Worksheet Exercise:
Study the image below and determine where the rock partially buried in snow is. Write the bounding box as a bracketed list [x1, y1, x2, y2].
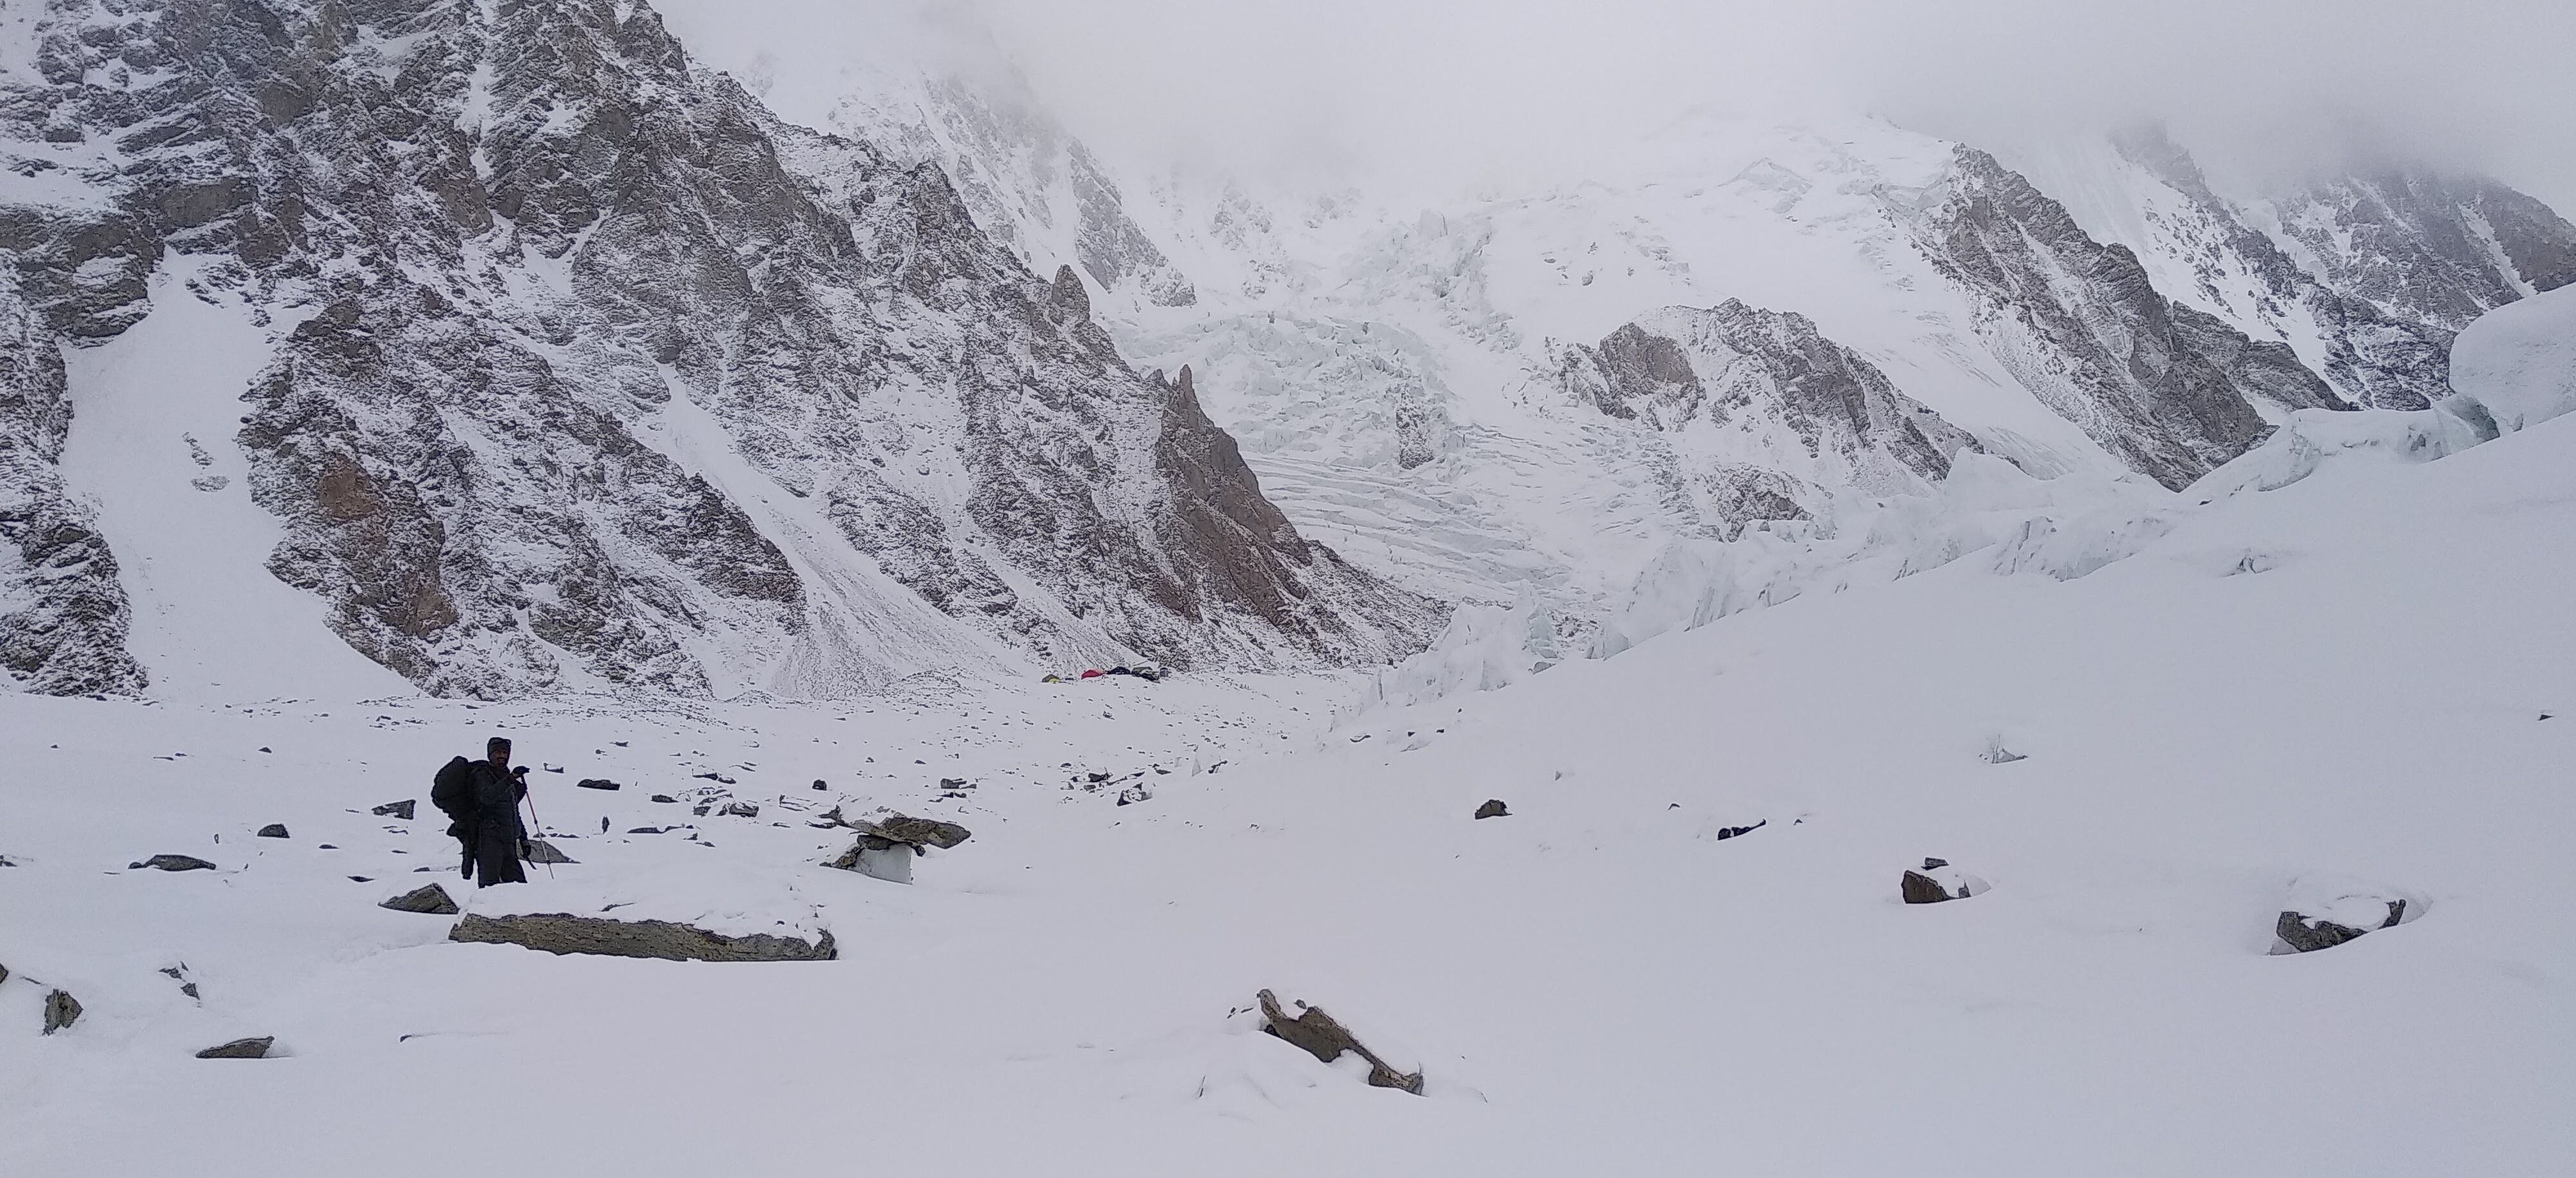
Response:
[43, 989, 81, 1034]
[381, 883, 460, 914]
[131, 855, 217, 872]
[1902, 860, 1991, 903]
[449, 867, 834, 962]
[451, 914, 835, 962]
[2272, 875, 2421, 954]
[575, 778, 620, 791]
[255, 824, 289, 838]
[1474, 799, 1509, 819]
[195, 1036, 274, 1059]
[1254, 989, 1424, 1095]
[371, 799, 416, 820]
[523, 839, 576, 865]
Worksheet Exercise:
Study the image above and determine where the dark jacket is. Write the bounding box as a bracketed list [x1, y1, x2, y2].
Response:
[459, 760, 528, 887]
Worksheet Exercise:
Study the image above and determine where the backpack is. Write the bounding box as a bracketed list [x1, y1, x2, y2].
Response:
[431, 756, 477, 822]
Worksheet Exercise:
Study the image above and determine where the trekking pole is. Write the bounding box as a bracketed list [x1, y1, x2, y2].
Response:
[518, 769, 556, 880]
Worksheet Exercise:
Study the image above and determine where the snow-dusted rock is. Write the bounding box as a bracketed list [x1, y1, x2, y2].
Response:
[130, 855, 215, 872]
[2272, 876, 2421, 954]
[255, 824, 288, 839]
[1901, 861, 1992, 904]
[370, 800, 416, 820]
[523, 840, 576, 866]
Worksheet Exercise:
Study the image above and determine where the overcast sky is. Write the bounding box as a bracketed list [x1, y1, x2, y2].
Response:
[940, 0, 2575, 209]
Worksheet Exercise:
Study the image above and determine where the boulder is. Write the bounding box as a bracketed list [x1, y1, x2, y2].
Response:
[1902, 861, 1990, 904]
[868, 815, 971, 849]
[371, 800, 416, 820]
[1254, 989, 1423, 1094]
[1474, 799, 1508, 819]
[2273, 875, 2418, 953]
[449, 914, 835, 962]
[257, 824, 290, 838]
[43, 989, 81, 1034]
[650, 794, 678, 804]
[523, 840, 576, 865]
[719, 801, 759, 818]
[381, 883, 460, 915]
[812, 778, 827, 791]
[195, 1036, 274, 1059]
[575, 778, 621, 791]
[131, 855, 217, 872]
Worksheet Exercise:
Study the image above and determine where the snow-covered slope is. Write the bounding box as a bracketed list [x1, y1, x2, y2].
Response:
[6, 359, 2571, 1177]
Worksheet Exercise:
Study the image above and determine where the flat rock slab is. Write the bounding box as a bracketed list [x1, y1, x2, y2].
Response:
[864, 815, 971, 849]
[196, 1036, 274, 1059]
[449, 913, 835, 962]
[381, 883, 460, 914]
[576, 778, 620, 791]
[523, 839, 577, 865]
[371, 800, 416, 819]
[131, 855, 217, 872]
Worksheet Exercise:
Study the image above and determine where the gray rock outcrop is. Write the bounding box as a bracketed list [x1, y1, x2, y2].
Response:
[449, 912, 836, 962]
[1901, 148, 2341, 488]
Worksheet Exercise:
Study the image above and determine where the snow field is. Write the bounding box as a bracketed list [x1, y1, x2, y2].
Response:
[6, 403, 2573, 1175]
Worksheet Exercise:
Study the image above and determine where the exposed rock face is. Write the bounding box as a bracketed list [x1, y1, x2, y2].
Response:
[380, 883, 460, 914]
[0, 264, 144, 695]
[195, 1036, 275, 1059]
[1554, 301, 1983, 527]
[0, 0, 1427, 697]
[2272, 172, 2575, 331]
[1254, 988, 1423, 1095]
[1901, 148, 2339, 488]
[449, 911, 837, 962]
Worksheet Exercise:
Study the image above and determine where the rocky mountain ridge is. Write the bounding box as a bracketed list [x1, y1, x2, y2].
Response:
[0, 0, 1430, 699]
